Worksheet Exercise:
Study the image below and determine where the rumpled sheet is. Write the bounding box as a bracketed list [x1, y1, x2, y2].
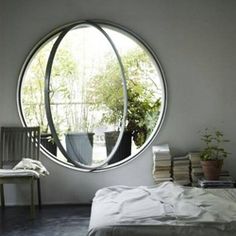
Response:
[88, 182, 236, 236]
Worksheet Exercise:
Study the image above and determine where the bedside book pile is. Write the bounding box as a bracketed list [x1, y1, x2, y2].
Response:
[173, 155, 191, 186]
[188, 152, 203, 185]
[198, 176, 235, 188]
[152, 144, 172, 183]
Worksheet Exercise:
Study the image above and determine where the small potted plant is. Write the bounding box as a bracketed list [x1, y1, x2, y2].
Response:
[65, 102, 94, 165]
[200, 129, 230, 180]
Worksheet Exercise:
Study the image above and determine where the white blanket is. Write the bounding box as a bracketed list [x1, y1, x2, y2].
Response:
[13, 158, 49, 176]
[0, 159, 49, 178]
[89, 182, 236, 236]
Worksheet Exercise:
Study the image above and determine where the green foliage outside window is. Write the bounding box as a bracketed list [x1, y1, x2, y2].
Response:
[87, 49, 161, 147]
[22, 43, 161, 148]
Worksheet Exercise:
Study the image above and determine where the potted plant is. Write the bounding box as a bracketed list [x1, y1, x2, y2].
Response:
[21, 44, 74, 157]
[40, 126, 57, 156]
[64, 97, 95, 165]
[21, 81, 57, 156]
[65, 131, 94, 165]
[200, 129, 230, 180]
[99, 79, 160, 164]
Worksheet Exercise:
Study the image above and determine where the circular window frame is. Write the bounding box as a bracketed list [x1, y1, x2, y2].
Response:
[17, 20, 168, 172]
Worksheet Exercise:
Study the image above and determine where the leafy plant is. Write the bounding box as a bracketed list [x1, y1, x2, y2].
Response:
[22, 40, 92, 135]
[200, 128, 230, 161]
[87, 48, 161, 147]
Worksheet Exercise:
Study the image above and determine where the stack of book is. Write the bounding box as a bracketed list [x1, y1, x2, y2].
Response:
[188, 152, 203, 185]
[173, 155, 191, 185]
[152, 144, 172, 183]
[220, 170, 231, 177]
[198, 176, 235, 188]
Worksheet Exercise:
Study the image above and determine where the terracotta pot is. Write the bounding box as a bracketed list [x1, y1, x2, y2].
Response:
[201, 160, 223, 180]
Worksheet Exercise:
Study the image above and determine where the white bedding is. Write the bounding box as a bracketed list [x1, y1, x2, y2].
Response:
[0, 158, 49, 178]
[88, 182, 236, 236]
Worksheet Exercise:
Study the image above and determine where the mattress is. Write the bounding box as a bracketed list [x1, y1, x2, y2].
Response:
[88, 182, 236, 236]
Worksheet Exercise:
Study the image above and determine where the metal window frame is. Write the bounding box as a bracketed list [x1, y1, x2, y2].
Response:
[17, 20, 168, 172]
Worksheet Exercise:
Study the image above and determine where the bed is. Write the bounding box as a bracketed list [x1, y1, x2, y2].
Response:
[88, 181, 236, 236]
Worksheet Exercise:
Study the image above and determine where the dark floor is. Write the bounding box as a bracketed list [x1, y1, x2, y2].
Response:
[0, 205, 91, 236]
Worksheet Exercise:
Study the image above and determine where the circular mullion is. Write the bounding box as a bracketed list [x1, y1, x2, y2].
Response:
[85, 21, 128, 170]
[44, 23, 87, 168]
[44, 21, 128, 170]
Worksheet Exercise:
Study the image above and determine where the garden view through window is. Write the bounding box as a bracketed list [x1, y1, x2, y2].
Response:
[18, 21, 166, 170]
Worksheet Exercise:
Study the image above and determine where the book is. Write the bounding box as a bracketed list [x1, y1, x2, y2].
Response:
[155, 160, 171, 166]
[172, 154, 190, 185]
[152, 144, 170, 154]
[153, 172, 172, 178]
[189, 152, 203, 184]
[198, 176, 235, 188]
[153, 177, 173, 183]
[174, 180, 191, 185]
[173, 156, 189, 161]
[153, 156, 171, 161]
[173, 160, 190, 165]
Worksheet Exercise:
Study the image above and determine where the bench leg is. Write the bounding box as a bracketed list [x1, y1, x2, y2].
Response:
[37, 179, 42, 209]
[30, 179, 35, 219]
[0, 184, 5, 208]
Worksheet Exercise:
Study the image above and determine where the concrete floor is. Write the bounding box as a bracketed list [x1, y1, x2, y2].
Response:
[0, 205, 91, 236]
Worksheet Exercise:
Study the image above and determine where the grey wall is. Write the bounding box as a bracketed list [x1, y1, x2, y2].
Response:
[1, 0, 236, 205]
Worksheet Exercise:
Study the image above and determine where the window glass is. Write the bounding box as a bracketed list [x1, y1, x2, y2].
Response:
[18, 21, 167, 170]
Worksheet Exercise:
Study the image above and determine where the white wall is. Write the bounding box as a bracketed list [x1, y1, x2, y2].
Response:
[1, 0, 236, 205]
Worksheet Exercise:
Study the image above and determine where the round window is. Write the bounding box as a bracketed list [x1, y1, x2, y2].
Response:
[17, 20, 167, 171]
